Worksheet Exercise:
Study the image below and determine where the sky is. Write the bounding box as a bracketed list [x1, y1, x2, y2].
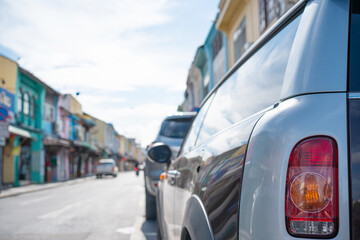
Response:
[0, 0, 220, 147]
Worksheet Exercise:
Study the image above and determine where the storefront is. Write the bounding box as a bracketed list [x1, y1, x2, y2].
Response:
[43, 135, 71, 182]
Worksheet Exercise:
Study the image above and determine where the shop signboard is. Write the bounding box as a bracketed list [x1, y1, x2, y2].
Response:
[0, 87, 15, 123]
[0, 137, 5, 146]
[0, 122, 9, 138]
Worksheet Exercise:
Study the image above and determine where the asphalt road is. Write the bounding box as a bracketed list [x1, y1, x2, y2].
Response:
[0, 171, 156, 240]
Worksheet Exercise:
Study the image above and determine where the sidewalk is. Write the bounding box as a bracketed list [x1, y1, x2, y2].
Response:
[0, 176, 95, 199]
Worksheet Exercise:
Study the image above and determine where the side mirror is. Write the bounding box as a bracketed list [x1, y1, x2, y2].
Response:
[148, 142, 172, 164]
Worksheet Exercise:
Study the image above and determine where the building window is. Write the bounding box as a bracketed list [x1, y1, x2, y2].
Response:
[212, 32, 223, 60]
[17, 91, 23, 113]
[32, 96, 36, 118]
[44, 103, 55, 122]
[233, 18, 247, 63]
[259, 0, 282, 34]
[23, 92, 30, 116]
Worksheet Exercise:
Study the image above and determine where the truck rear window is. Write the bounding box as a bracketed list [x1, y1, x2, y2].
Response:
[98, 163, 113, 166]
[159, 118, 193, 139]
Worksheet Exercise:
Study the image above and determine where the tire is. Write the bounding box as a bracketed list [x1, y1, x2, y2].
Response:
[157, 219, 162, 240]
[145, 189, 156, 220]
[156, 189, 163, 240]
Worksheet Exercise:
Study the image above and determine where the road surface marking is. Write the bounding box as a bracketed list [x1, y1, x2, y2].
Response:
[21, 195, 55, 206]
[116, 227, 135, 234]
[37, 201, 83, 219]
[145, 232, 157, 236]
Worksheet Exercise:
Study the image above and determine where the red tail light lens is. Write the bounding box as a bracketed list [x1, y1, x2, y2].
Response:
[285, 137, 338, 237]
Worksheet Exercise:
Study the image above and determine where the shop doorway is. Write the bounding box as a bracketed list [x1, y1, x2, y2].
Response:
[19, 138, 31, 185]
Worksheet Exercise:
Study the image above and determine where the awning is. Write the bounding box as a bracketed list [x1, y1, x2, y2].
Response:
[73, 140, 98, 152]
[43, 135, 71, 147]
[9, 125, 32, 138]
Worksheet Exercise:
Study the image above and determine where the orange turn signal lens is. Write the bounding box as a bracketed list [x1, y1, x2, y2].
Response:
[160, 172, 166, 181]
[290, 172, 331, 212]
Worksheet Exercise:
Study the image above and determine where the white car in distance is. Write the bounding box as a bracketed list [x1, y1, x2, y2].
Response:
[95, 159, 118, 178]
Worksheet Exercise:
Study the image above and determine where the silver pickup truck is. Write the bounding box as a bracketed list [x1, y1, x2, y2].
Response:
[95, 159, 118, 178]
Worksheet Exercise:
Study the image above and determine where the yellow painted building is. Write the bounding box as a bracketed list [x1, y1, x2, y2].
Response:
[69, 95, 82, 116]
[87, 115, 106, 150]
[0, 55, 18, 184]
[216, 0, 299, 68]
[119, 135, 127, 157]
[0, 55, 18, 94]
[216, 0, 260, 68]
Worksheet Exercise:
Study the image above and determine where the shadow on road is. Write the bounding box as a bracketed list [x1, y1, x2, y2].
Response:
[140, 219, 157, 240]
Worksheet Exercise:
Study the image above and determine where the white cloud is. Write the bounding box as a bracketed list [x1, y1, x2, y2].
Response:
[0, 0, 217, 147]
[0, 0, 189, 94]
[82, 102, 176, 146]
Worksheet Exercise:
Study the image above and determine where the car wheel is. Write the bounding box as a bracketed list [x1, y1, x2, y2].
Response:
[145, 189, 156, 220]
[113, 174, 117, 178]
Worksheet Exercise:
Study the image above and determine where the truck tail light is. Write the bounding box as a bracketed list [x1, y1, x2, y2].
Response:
[285, 137, 338, 238]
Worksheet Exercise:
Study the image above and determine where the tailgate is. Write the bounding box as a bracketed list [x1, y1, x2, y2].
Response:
[97, 164, 112, 172]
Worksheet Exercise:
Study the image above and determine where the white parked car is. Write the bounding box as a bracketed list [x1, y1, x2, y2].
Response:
[95, 159, 118, 178]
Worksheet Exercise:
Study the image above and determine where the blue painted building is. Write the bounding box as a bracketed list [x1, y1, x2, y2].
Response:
[204, 21, 228, 91]
[182, 20, 228, 111]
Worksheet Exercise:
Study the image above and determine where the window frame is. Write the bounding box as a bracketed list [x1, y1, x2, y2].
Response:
[179, 3, 306, 154]
[201, 2, 305, 108]
[17, 90, 23, 114]
[23, 92, 30, 116]
[32, 96, 36, 119]
[233, 17, 247, 62]
[179, 92, 216, 155]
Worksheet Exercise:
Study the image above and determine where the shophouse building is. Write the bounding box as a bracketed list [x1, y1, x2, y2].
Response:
[86, 114, 107, 158]
[181, 63, 202, 112]
[181, 0, 300, 112]
[55, 94, 72, 181]
[125, 138, 137, 169]
[75, 116, 97, 177]
[2, 45, 145, 186]
[204, 21, 228, 90]
[81, 113, 99, 175]
[41, 84, 68, 182]
[105, 123, 116, 160]
[64, 94, 96, 178]
[15, 68, 45, 185]
[0, 55, 18, 188]
[182, 20, 228, 112]
[118, 134, 128, 170]
[216, 0, 299, 68]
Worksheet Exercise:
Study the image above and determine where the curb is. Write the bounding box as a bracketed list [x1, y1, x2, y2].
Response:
[0, 176, 95, 199]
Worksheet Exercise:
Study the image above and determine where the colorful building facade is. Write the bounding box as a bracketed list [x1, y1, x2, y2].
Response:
[0, 51, 145, 188]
